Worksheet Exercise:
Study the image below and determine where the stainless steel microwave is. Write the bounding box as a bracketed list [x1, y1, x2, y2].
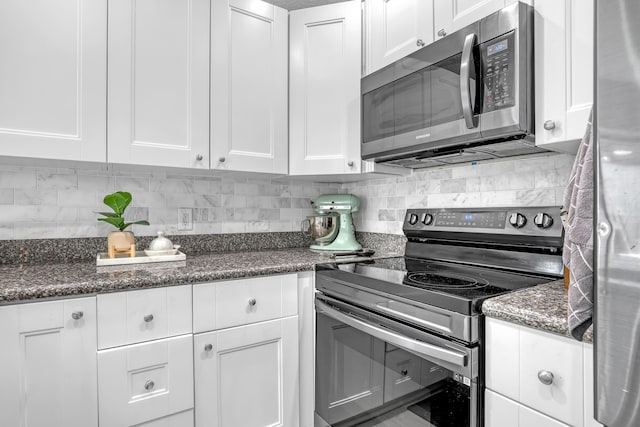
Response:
[361, 2, 544, 168]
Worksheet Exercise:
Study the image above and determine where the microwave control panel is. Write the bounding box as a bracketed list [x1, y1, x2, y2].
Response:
[482, 32, 516, 112]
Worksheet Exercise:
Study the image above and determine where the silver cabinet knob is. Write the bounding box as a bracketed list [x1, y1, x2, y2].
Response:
[248, 298, 257, 307]
[347, 161, 354, 167]
[401, 369, 408, 376]
[437, 28, 447, 37]
[144, 380, 155, 391]
[204, 344, 213, 352]
[144, 314, 154, 322]
[537, 370, 554, 385]
[219, 157, 226, 163]
[196, 154, 203, 161]
[543, 120, 556, 130]
[71, 311, 83, 320]
[416, 39, 426, 47]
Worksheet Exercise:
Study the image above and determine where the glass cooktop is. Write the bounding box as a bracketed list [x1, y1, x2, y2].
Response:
[316, 257, 554, 315]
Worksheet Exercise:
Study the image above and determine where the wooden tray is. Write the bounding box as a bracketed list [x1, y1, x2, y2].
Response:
[96, 250, 186, 266]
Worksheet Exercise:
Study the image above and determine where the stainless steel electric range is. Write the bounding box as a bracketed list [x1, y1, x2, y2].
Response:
[314, 206, 564, 427]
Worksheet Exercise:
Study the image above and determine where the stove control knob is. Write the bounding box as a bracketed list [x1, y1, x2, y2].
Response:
[508, 212, 527, 228]
[534, 213, 554, 229]
[422, 213, 434, 225]
[408, 213, 419, 225]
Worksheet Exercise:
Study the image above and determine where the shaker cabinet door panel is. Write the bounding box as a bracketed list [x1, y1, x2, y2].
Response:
[0, 0, 106, 162]
[194, 317, 299, 427]
[289, 1, 362, 175]
[108, 0, 210, 169]
[534, 0, 594, 152]
[0, 298, 98, 427]
[365, 0, 434, 74]
[211, 0, 288, 174]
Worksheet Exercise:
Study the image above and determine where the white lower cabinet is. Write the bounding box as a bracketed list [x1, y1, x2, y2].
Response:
[194, 316, 299, 427]
[0, 297, 98, 427]
[97, 334, 194, 427]
[485, 317, 602, 427]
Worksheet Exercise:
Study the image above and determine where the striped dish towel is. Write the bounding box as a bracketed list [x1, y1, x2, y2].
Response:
[562, 110, 594, 341]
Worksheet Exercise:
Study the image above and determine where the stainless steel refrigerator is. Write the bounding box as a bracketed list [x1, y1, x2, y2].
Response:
[595, 1, 640, 426]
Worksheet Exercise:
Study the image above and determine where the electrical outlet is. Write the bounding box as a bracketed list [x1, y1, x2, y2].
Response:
[178, 208, 193, 231]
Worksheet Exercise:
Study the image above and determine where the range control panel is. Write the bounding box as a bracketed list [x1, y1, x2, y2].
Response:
[403, 206, 564, 242]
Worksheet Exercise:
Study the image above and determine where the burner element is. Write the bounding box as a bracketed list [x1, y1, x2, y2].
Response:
[405, 272, 489, 290]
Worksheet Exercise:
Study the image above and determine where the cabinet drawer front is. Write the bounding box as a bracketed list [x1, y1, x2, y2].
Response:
[193, 274, 297, 332]
[519, 326, 583, 426]
[98, 335, 194, 427]
[97, 285, 192, 349]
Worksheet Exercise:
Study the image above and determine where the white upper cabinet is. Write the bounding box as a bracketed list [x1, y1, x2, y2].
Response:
[107, 0, 210, 169]
[0, 0, 106, 162]
[211, 0, 288, 174]
[289, 1, 362, 175]
[365, 0, 434, 74]
[534, 0, 593, 153]
[434, 0, 515, 35]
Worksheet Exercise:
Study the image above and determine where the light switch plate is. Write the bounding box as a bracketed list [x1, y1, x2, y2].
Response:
[178, 208, 193, 231]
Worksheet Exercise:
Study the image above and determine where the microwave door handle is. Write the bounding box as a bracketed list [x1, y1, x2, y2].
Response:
[315, 299, 468, 368]
[460, 33, 478, 129]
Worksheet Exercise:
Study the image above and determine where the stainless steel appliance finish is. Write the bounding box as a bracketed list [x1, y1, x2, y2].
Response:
[315, 206, 563, 426]
[594, 1, 640, 426]
[361, 2, 545, 169]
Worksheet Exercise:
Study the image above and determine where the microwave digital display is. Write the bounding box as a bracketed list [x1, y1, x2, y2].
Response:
[487, 39, 509, 56]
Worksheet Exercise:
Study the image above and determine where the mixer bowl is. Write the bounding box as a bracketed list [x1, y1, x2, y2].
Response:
[302, 214, 340, 245]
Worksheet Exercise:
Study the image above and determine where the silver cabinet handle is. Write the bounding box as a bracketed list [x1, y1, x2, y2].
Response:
[437, 28, 447, 37]
[196, 154, 203, 161]
[219, 157, 226, 163]
[71, 311, 83, 320]
[537, 370, 554, 385]
[416, 39, 425, 47]
[144, 314, 154, 322]
[460, 33, 479, 129]
[248, 298, 257, 307]
[347, 161, 354, 167]
[543, 120, 556, 130]
[204, 344, 213, 352]
[144, 380, 155, 391]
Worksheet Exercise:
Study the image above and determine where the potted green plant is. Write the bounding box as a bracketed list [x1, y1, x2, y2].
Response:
[97, 191, 150, 258]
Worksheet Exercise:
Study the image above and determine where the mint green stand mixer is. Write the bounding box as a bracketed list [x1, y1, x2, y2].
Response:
[309, 194, 362, 252]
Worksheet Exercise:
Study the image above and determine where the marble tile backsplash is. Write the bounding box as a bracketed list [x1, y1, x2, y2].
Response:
[0, 153, 575, 240]
[343, 153, 575, 235]
[0, 164, 339, 240]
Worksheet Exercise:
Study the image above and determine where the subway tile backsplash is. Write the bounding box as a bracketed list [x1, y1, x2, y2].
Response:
[0, 153, 575, 240]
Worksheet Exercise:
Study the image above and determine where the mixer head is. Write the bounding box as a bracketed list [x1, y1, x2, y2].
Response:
[311, 194, 360, 214]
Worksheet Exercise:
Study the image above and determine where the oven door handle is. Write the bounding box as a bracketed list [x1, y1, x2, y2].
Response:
[315, 299, 468, 368]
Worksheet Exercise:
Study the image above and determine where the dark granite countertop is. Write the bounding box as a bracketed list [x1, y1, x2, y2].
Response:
[482, 279, 593, 344]
[0, 248, 402, 304]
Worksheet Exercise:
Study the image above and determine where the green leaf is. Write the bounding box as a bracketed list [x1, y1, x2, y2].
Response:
[98, 217, 126, 231]
[103, 192, 132, 216]
[121, 220, 150, 231]
[96, 211, 120, 218]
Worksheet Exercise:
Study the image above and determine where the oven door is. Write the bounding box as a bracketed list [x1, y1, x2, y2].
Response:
[315, 295, 480, 427]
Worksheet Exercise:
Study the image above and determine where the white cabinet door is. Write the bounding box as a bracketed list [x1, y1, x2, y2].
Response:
[434, 0, 507, 34]
[290, 1, 362, 175]
[485, 317, 520, 400]
[97, 334, 194, 427]
[194, 317, 299, 427]
[519, 326, 584, 426]
[485, 390, 519, 427]
[534, 0, 594, 153]
[211, 0, 288, 174]
[519, 403, 571, 427]
[365, 0, 434, 74]
[108, 0, 210, 169]
[0, 0, 106, 162]
[0, 298, 98, 427]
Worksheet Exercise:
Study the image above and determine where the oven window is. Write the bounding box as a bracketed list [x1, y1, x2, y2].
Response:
[316, 312, 473, 427]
